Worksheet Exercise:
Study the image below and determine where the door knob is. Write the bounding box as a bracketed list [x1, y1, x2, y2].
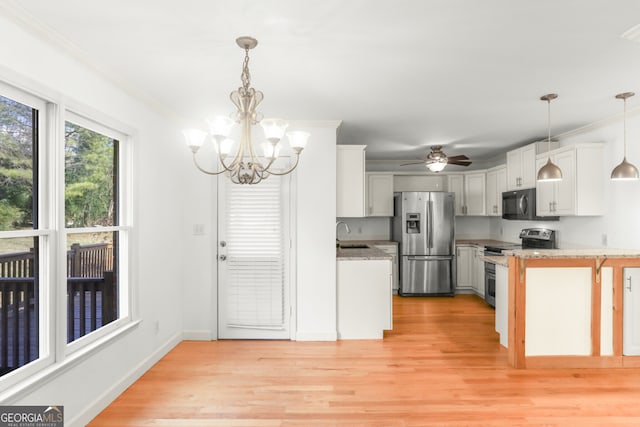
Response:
[219, 255, 227, 261]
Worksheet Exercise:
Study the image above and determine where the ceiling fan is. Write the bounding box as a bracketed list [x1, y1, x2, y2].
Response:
[401, 145, 472, 172]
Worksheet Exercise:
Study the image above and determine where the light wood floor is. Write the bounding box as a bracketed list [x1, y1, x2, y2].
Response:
[89, 295, 640, 426]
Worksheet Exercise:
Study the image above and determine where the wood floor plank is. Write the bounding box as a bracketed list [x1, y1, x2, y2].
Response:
[89, 295, 640, 426]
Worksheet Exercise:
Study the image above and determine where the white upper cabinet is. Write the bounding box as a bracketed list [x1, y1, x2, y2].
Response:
[448, 174, 465, 215]
[366, 173, 394, 216]
[535, 143, 604, 217]
[485, 165, 507, 216]
[337, 145, 366, 217]
[447, 172, 486, 216]
[393, 175, 444, 192]
[506, 143, 536, 190]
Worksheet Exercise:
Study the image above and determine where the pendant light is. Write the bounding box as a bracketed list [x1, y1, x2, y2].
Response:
[537, 93, 563, 182]
[611, 92, 640, 181]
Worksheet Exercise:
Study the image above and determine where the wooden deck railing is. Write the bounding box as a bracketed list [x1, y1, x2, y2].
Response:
[67, 271, 117, 343]
[0, 277, 38, 375]
[0, 243, 117, 374]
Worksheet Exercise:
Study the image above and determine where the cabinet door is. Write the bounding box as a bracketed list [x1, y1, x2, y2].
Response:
[520, 144, 537, 189]
[495, 167, 507, 216]
[447, 174, 465, 215]
[367, 174, 394, 216]
[506, 149, 522, 190]
[474, 247, 485, 297]
[336, 145, 366, 217]
[624, 268, 640, 356]
[552, 149, 576, 215]
[535, 156, 554, 216]
[455, 246, 473, 290]
[485, 170, 498, 216]
[375, 244, 398, 292]
[464, 172, 486, 216]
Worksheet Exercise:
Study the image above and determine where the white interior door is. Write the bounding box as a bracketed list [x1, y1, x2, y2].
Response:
[623, 268, 640, 355]
[217, 170, 291, 339]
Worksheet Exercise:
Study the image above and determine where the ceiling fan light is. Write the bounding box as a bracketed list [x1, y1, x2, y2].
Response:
[611, 157, 640, 181]
[537, 158, 563, 182]
[426, 160, 447, 172]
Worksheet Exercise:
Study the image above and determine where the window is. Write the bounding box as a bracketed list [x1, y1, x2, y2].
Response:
[64, 118, 121, 343]
[0, 91, 43, 376]
[0, 83, 132, 384]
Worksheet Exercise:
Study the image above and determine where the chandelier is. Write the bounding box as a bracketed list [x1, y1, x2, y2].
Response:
[183, 36, 310, 185]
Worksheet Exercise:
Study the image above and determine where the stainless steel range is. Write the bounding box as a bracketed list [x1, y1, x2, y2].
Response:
[483, 243, 521, 308]
[483, 228, 557, 308]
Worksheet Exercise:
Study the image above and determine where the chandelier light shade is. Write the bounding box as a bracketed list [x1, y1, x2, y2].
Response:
[183, 36, 310, 185]
[611, 92, 640, 181]
[537, 93, 563, 182]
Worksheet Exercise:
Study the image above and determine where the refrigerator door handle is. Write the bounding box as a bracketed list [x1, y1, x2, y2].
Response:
[407, 256, 452, 261]
[427, 200, 433, 249]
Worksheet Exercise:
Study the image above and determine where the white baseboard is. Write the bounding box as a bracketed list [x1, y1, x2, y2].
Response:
[68, 332, 182, 427]
[182, 330, 214, 341]
[295, 331, 337, 341]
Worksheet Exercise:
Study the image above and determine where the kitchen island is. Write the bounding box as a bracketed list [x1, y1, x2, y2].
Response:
[503, 248, 640, 369]
[336, 244, 393, 339]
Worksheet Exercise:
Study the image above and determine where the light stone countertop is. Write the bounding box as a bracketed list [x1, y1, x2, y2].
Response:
[479, 255, 509, 267]
[504, 248, 640, 259]
[336, 239, 397, 260]
[336, 245, 392, 260]
[456, 239, 520, 247]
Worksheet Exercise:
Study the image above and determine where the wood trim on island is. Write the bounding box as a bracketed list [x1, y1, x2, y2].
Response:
[507, 255, 640, 369]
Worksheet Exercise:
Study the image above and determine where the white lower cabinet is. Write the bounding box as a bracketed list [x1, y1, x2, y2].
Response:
[337, 259, 392, 339]
[624, 268, 640, 356]
[473, 246, 485, 297]
[455, 245, 474, 291]
[456, 245, 484, 297]
[495, 264, 509, 347]
[374, 244, 399, 292]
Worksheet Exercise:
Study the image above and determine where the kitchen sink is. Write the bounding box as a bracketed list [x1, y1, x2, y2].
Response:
[338, 244, 370, 249]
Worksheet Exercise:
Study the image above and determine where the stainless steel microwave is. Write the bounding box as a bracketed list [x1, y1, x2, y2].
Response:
[502, 188, 558, 221]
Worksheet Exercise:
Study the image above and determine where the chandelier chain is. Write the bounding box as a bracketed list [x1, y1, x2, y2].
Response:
[241, 47, 251, 90]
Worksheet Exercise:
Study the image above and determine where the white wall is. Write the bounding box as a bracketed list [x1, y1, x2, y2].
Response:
[294, 123, 340, 340]
[0, 11, 185, 426]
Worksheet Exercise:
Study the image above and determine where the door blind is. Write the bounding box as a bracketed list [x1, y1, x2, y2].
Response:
[224, 175, 285, 329]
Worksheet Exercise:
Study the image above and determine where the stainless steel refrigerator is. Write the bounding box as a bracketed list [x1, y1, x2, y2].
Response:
[392, 192, 456, 296]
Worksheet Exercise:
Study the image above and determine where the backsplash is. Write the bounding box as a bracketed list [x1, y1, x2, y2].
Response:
[336, 217, 392, 241]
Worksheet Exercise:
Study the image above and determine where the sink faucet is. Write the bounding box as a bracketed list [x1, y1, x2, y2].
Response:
[336, 221, 351, 242]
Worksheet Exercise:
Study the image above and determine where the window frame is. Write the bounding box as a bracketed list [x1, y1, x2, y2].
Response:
[0, 81, 137, 396]
[61, 110, 134, 356]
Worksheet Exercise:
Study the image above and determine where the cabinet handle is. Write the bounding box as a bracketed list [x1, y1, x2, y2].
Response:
[627, 277, 633, 292]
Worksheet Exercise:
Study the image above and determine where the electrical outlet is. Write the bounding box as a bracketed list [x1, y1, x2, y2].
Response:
[601, 234, 608, 247]
[500, 227, 503, 236]
[154, 320, 160, 334]
[193, 224, 205, 235]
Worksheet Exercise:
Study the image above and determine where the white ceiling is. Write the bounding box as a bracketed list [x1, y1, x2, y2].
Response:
[4, 0, 640, 168]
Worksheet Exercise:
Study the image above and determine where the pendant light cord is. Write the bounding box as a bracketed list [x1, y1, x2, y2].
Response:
[624, 97, 628, 158]
[547, 98, 552, 158]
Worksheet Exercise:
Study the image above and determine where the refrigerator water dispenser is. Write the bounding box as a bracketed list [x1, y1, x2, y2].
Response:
[406, 213, 421, 234]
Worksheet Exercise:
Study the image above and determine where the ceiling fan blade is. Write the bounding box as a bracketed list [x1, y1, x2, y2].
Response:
[448, 160, 472, 166]
[400, 161, 427, 166]
[446, 155, 470, 161]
